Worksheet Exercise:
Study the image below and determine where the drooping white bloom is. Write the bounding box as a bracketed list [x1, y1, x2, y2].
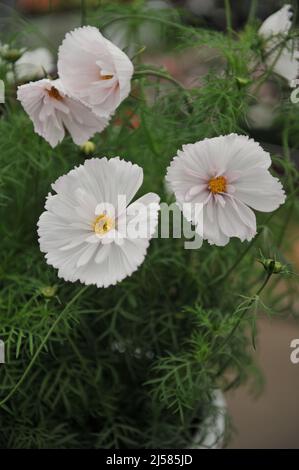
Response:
[57, 26, 134, 117]
[13, 48, 54, 82]
[259, 4, 299, 86]
[166, 134, 285, 247]
[38, 158, 160, 288]
[17, 78, 109, 148]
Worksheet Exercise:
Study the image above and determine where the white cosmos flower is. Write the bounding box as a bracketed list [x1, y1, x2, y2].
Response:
[57, 26, 134, 117]
[17, 78, 109, 148]
[166, 134, 286, 247]
[259, 4, 299, 86]
[14, 48, 54, 82]
[38, 158, 160, 288]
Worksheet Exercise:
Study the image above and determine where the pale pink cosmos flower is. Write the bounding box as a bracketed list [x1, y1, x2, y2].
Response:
[17, 78, 109, 148]
[259, 4, 299, 86]
[166, 134, 286, 247]
[38, 157, 160, 288]
[57, 26, 134, 118]
[14, 48, 54, 82]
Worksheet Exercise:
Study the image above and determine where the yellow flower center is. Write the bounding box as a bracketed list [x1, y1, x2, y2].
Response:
[93, 213, 115, 236]
[47, 86, 63, 101]
[100, 74, 114, 80]
[208, 176, 227, 194]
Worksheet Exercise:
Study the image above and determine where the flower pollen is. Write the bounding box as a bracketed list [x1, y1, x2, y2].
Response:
[93, 213, 115, 236]
[47, 86, 63, 101]
[208, 176, 227, 194]
[100, 74, 114, 80]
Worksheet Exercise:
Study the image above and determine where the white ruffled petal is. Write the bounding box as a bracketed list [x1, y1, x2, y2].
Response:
[95, 244, 111, 264]
[17, 77, 109, 148]
[123, 192, 160, 239]
[217, 197, 256, 242]
[57, 26, 133, 117]
[259, 5, 298, 86]
[105, 38, 134, 102]
[266, 44, 299, 86]
[76, 243, 98, 267]
[38, 157, 159, 288]
[166, 134, 285, 248]
[233, 168, 286, 212]
[201, 200, 229, 246]
[259, 4, 293, 38]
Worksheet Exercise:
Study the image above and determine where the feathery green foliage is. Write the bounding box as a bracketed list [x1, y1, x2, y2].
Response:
[0, 0, 298, 448]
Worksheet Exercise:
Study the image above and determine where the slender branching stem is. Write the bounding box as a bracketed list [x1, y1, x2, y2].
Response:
[138, 77, 160, 158]
[252, 37, 292, 95]
[133, 69, 193, 112]
[216, 271, 272, 360]
[81, 0, 87, 27]
[247, 0, 257, 24]
[100, 14, 191, 33]
[224, 0, 233, 37]
[208, 211, 277, 287]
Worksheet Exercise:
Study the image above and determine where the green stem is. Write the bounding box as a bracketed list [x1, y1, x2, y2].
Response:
[224, 0, 233, 36]
[277, 201, 294, 248]
[81, 0, 87, 26]
[216, 272, 272, 357]
[282, 118, 295, 193]
[133, 69, 193, 112]
[139, 78, 160, 158]
[282, 122, 290, 160]
[0, 286, 89, 408]
[247, 0, 257, 24]
[252, 37, 291, 95]
[100, 14, 190, 34]
[133, 69, 184, 92]
[11, 63, 17, 85]
[276, 117, 296, 247]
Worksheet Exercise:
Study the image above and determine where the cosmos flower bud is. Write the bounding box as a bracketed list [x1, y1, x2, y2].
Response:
[259, 258, 284, 274]
[1, 46, 24, 63]
[40, 285, 58, 298]
[235, 77, 251, 87]
[80, 141, 96, 155]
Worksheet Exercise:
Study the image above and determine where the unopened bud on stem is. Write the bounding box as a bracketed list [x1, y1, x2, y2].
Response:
[259, 258, 284, 274]
[1, 47, 23, 63]
[80, 141, 96, 155]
